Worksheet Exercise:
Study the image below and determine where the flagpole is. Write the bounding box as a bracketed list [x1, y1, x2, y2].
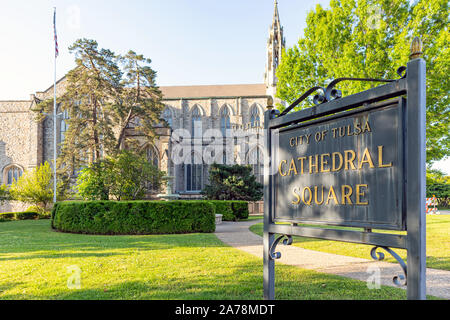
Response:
[53, 7, 57, 204]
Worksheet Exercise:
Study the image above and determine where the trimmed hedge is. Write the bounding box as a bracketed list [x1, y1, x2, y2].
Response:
[0, 211, 40, 222]
[51, 200, 216, 235]
[207, 200, 249, 221]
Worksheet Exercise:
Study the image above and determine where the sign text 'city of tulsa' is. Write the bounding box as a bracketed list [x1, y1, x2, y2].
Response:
[273, 101, 405, 230]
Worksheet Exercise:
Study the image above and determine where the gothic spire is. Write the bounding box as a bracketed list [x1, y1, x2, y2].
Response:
[265, 0, 285, 97]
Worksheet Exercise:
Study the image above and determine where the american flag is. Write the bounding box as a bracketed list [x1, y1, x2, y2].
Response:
[53, 8, 58, 58]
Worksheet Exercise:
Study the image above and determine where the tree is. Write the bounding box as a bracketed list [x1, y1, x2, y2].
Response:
[113, 50, 164, 150]
[202, 163, 263, 201]
[426, 168, 450, 207]
[276, 0, 449, 164]
[0, 184, 9, 204]
[76, 150, 165, 201]
[75, 160, 111, 200]
[35, 39, 165, 188]
[9, 162, 53, 212]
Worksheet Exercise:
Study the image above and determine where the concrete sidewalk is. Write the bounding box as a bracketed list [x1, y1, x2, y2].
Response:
[215, 219, 450, 299]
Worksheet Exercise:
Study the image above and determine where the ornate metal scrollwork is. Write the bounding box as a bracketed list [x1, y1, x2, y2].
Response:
[278, 66, 407, 117]
[269, 235, 293, 260]
[370, 246, 407, 286]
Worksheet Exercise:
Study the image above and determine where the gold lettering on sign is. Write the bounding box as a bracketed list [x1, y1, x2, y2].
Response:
[356, 184, 369, 205]
[309, 155, 319, 174]
[344, 150, 357, 170]
[278, 160, 287, 176]
[326, 186, 339, 205]
[297, 157, 306, 174]
[378, 145, 392, 168]
[341, 185, 353, 204]
[320, 153, 331, 172]
[314, 186, 325, 205]
[288, 159, 298, 176]
[302, 187, 313, 205]
[358, 148, 375, 169]
[292, 187, 301, 205]
[332, 152, 343, 171]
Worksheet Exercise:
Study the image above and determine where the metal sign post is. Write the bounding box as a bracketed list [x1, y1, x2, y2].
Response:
[263, 38, 426, 300]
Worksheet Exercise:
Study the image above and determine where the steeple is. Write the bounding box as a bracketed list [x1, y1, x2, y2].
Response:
[264, 0, 285, 97]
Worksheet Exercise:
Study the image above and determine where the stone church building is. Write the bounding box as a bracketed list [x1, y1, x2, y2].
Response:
[0, 2, 285, 211]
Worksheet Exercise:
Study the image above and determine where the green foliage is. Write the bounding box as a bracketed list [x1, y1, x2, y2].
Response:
[0, 211, 39, 222]
[76, 150, 165, 201]
[276, 0, 449, 163]
[9, 162, 53, 211]
[207, 200, 249, 221]
[426, 168, 450, 207]
[51, 200, 216, 234]
[202, 163, 263, 201]
[0, 184, 9, 204]
[76, 160, 111, 200]
[34, 39, 164, 186]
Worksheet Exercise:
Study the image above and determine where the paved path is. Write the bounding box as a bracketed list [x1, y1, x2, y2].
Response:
[215, 219, 450, 299]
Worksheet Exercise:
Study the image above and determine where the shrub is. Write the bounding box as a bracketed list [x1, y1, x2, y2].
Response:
[0, 184, 9, 204]
[0, 211, 40, 222]
[76, 150, 165, 201]
[0, 213, 15, 222]
[15, 211, 39, 220]
[9, 162, 53, 211]
[208, 200, 249, 221]
[202, 163, 263, 201]
[51, 200, 215, 234]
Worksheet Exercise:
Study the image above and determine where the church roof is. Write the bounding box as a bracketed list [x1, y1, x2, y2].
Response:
[159, 83, 267, 100]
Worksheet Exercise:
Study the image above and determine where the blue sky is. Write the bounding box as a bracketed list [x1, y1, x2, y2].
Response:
[0, 0, 448, 172]
[0, 0, 329, 100]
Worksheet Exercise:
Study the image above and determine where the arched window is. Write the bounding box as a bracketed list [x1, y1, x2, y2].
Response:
[247, 147, 264, 185]
[250, 105, 261, 128]
[186, 152, 203, 192]
[162, 107, 173, 128]
[146, 145, 159, 192]
[191, 105, 202, 138]
[220, 106, 231, 137]
[60, 109, 69, 143]
[146, 145, 159, 168]
[4, 165, 23, 185]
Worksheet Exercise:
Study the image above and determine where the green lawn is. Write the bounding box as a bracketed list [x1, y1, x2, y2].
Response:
[0, 219, 415, 300]
[250, 215, 450, 271]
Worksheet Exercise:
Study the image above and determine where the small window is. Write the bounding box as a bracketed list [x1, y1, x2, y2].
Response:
[220, 106, 231, 137]
[162, 107, 173, 128]
[250, 105, 261, 128]
[185, 152, 203, 192]
[146, 146, 159, 192]
[5, 165, 23, 185]
[191, 106, 202, 138]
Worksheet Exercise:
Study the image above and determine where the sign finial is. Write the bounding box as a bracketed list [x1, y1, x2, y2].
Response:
[267, 96, 274, 110]
[410, 36, 423, 60]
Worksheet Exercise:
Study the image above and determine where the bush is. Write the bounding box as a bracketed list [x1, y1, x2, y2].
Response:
[0, 213, 15, 222]
[0, 211, 40, 222]
[51, 200, 215, 234]
[76, 150, 165, 201]
[208, 200, 249, 221]
[202, 163, 263, 201]
[9, 162, 53, 212]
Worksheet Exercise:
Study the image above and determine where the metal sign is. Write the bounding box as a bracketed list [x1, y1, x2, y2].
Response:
[264, 54, 426, 300]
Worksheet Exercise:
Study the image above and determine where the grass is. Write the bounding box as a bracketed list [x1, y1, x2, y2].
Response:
[249, 215, 450, 271]
[0, 219, 416, 300]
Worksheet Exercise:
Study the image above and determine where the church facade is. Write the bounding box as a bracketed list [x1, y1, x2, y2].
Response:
[0, 2, 285, 211]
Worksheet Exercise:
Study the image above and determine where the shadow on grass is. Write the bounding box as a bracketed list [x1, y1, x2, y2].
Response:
[0, 220, 225, 261]
[0, 261, 408, 300]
